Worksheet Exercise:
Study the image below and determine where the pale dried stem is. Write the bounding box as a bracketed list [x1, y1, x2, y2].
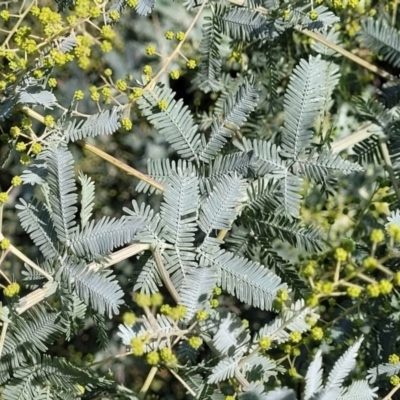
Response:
[146, 0, 207, 91]
[383, 383, 400, 400]
[380, 140, 400, 204]
[0, 249, 12, 285]
[139, 366, 158, 400]
[299, 29, 398, 82]
[0, 322, 9, 361]
[16, 284, 53, 314]
[9, 244, 53, 281]
[3, 2, 34, 47]
[21, 106, 45, 124]
[76, 141, 164, 192]
[334, 260, 341, 284]
[357, 273, 377, 284]
[88, 243, 151, 271]
[168, 367, 197, 396]
[153, 246, 180, 303]
[227, 0, 397, 82]
[331, 123, 375, 153]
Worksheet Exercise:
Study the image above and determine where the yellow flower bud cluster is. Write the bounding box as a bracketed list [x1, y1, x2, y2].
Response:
[388, 223, 400, 242]
[130, 337, 144, 356]
[347, 286, 362, 298]
[4, 282, 20, 297]
[0, 10, 10, 20]
[301, 260, 315, 277]
[289, 331, 302, 343]
[0, 192, 9, 203]
[146, 351, 159, 365]
[389, 354, 400, 364]
[334, 247, 347, 262]
[159, 347, 177, 364]
[188, 336, 202, 349]
[134, 292, 164, 308]
[160, 304, 187, 320]
[31, 143, 42, 155]
[259, 336, 271, 349]
[370, 229, 384, 243]
[0, 238, 11, 250]
[390, 375, 400, 386]
[11, 176, 22, 186]
[310, 327, 323, 340]
[196, 310, 208, 321]
[122, 312, 136, 326]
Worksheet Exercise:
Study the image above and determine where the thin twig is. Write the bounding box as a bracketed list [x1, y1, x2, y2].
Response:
[146, 0, 207, 91]
[235, 369, 251, 388]
[298, 28, 399, 83]
[0, 248, 12, 285]
[225, 0, 398, 83]
[0, 322, 9, 361]
[139, 366, 158, 400]
[21, 106, 45, 124]
[76, 141, 164, 192]
[8, 244, 53, 281]
[168, 367, 197, 396]
[16, 284, 54, 314]
[331, 123, 375, 153]
[334, 260, 341, 284]
[383, 382, 400, 400]
[380, 140, 400, 204]
[83, 350, 133, 369]
[88, 243, 150, 271]
[217, 229, 228, 241]
[3, 2, 34, 47]
[153, 246, 180, 303]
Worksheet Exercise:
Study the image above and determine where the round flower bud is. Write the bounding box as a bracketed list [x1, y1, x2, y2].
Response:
[366, 284, 380, 298]
[306, 293, 318, 307]
[347, 286, 362, 298]
[188, 336, 202, 349]
[146, 351, 159, 365]
[290, 331, 302, 343]
[4, 282, 20, 297]
[196, 310, 208, 321]
[187, 59, 196, 69]
[334, 247, 347, 262]
[370, 229, 384, 243]
[389, 354, 400, 364]
[213, 287, 222, 295]
[170, 70, 180, 80]
[31, 143, 42, 155]
[176, 31, 185, 41]
[158, 100, 168, 111]
[0, 238, 11, 250]
[160, 304, 171, 315]
[210, 299, 219, 308]
[135, 293, 152, 307]
[130, 337, 144, 356]
[363, 257, 377, 270]
[150, 292, 163, 306]
[0, 192, 9, 203]
[11, 175, 21, 187]
[123, 312, 136, 326]
[165, 31, 174, 40]
[390, 375, 400, 386]
[311, 327, 323, 341]
[146, 45, 156, 56]
[379, 279, 393, 295]
[259, 336, 271, 349]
